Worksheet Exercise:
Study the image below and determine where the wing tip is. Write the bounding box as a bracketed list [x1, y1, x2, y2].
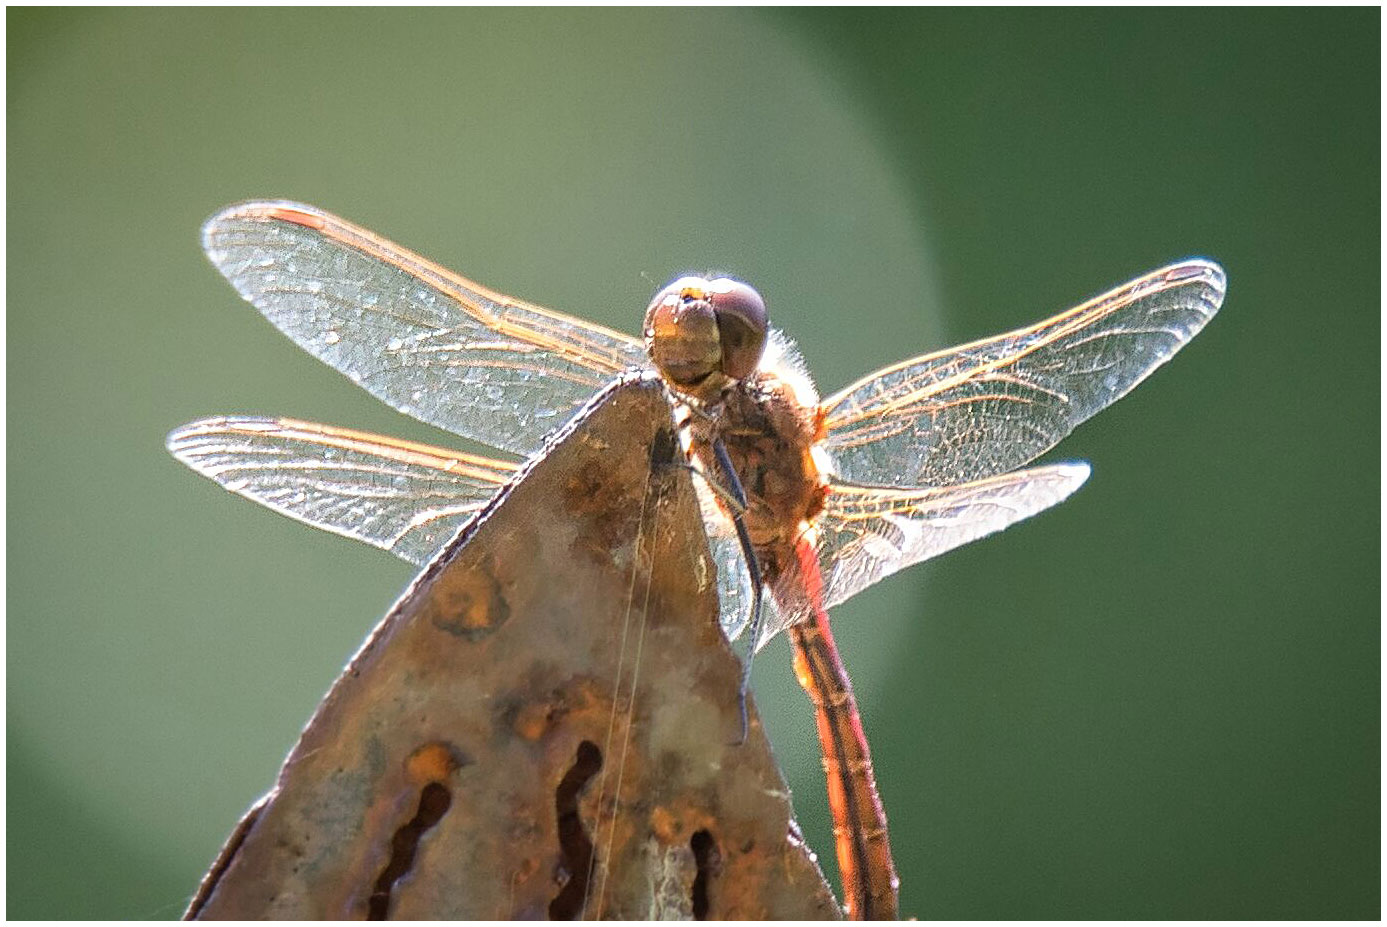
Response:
[1051, 460, 1092, 495]
[201, 199, 325, 251]
[166, 417, 217, 454]
[166, 415, 272, 455]
[1164, 257, 1227, 307]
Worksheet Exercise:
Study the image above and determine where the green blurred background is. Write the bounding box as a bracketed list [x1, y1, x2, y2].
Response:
[8, 8, 1378, 919]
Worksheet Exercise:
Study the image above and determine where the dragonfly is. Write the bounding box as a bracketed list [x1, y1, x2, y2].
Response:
[168, 201, 1224, 919]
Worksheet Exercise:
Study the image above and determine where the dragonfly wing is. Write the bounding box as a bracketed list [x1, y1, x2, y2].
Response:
[683, 467, 769, 644]
[202, 202, 649, 457]
[167, 417, 518, 566]
[823, 260, 1225, 487]
[761, 464, 1091, 644]
[704, 528, 760, 643]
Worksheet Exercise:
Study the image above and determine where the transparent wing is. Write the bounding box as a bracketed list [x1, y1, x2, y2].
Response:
[202, 202, 649, 457]
[688, 473, 786, 646]
[762, 463, 1091, 642]
[705, 528, 760, 644]
[823, 260, 1225, 487]
[167, 416, 518, 565]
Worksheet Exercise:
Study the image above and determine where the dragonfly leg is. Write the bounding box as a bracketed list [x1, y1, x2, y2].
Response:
[711, 437, 763, 746]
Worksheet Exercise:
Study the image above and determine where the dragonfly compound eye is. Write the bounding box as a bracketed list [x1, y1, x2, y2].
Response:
[706, 278, 768, 382]
[644, 277, 724, 393]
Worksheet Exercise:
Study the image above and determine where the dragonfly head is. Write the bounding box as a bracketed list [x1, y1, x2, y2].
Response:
[644, 276, 768, 403]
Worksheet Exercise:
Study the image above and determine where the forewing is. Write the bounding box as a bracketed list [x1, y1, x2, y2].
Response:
[823, 260, 1225, 487]
[167, 417, 518, 565]
[201, 202, 648, 457]
[762, 464, 1091, 643]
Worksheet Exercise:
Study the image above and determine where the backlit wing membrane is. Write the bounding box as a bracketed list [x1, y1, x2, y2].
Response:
[202, 202, 648, 457]
[167, 417, 517, 565]
[823, 260, 1225, 487]
[706, 527, 760, 643]
[184, 204, 1222, 646]
[168, 422, 1088, 647]
[762, 464, 1091, 643]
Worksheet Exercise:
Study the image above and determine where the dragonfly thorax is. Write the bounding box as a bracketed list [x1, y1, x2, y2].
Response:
[643, 276, 768, 405]
[688, 371, 830, 586]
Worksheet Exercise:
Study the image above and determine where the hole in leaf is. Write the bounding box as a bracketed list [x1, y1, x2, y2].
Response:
[690, 828, 718, 920]
[548, 740, 603, 919]
[367, 781, 453, 919]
